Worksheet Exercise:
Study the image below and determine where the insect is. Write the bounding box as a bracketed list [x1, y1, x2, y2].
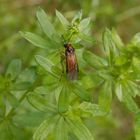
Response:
[64, 43, 78, 80]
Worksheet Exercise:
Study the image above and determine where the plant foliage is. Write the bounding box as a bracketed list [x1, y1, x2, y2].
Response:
[0, 7, 140, 140]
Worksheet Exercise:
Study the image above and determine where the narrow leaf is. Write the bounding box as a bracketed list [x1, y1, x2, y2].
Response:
[17, 67, 37, 84]
[6, 59, 21, 80]
[0, 121, 13, 140]
[79, 18, 90, 32]
[35, 55, 58, 78]
[130, 33, 140, 46]
[34, 86, 51, 95]
[122, 88, 139, 113]
[54, 117, 68, 140]
[79, 102, 106, 117]
[36, 8, 56, 39]
[127, 81, 140, 97]
[66, 117, 94, 140]
[79, 33, 96, 44]
[99, 81, 112, 113]
[124, 81, 139, 97]
[111, 28, 124, 49]
[0, 96, 6, 117]
[83, 50, 107, 69]
[73, 82, 90, 101]
[103, 28, 118, 64]
[20, 31, 51, 49]
[103, 28, 112, 56]
[27, 92, 56, 112]
[14, 112, 46, 127]
[56, 10, 69, 27]
[33, 115, 59, 140]
[6, 93, 19, 108]
[11, 82, 31, 91]
[58, 86, 69, 113]
[72, 10, 82, 24]
[115, 83, 123, 101]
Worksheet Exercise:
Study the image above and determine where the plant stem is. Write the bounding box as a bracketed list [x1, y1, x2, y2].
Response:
[6, 76, 41, 118]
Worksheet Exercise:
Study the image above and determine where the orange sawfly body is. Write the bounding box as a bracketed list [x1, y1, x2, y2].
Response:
[64, 43, 78, 80]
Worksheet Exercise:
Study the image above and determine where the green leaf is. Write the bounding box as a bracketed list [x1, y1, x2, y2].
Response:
[134, 112, 140, 140]
[56, 10, 69, 28]
[111, 28, 124, 49]
[130, 33, 140, 46]
[54, 117, 68, 140]
[73, 82, 90, 101]
[11, 82, 31, 91]
[73, 43, 84, 49]
[79, 33, 96, 44]
[14, 111, 46, 127]
[35, 55, 59, 78]
[7, 121, 28, 140]
[66, 117, 94, 140]
[103, 28, 112, 56]
[83, 50, 107, 69]
[97, 69, 113, 80]
[115, 83, 123, 101]
[102, 28, 118, 64]
[6, 93, 19, 108]
[79, 102, 106, 117]
[34, 86, 51, 95]
[72, 10, 82, 24]
[33, 115, 59, 140]
[81, 73, 103, 89]
[99, 81, 112, 113]
[6, 59, 21, 80]
[58, 86, 69, 113]
[127, 81, 140, 97]
[79, 18, 90, 32]
[132, 57, 140, 75]
[20, 31, 51, 49]
[122, 87, 139, 113]
[27, 92, 56, 112]
[0, 96, 6, 117]
[124, 81, 140, 97]
[0, 121, 13, 140]
[114, 55, 127, 66]
[51, 65, 62, 76]
[36, 8, 56, 39]
[17, 67, 37, 83]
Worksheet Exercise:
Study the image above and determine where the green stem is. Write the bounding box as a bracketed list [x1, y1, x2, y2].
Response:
[6, 89, 31, 118]
[6, 76, 41, 118]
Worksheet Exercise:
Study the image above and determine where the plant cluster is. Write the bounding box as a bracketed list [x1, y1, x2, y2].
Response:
[0, 8, 140, 140]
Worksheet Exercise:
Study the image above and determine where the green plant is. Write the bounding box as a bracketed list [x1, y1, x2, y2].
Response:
[0, 59, 37, 139]
[0, 7, 140, 140]
[84, 29, 140, 113]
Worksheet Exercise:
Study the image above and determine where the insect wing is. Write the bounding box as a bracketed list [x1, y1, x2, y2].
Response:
[66, 51, 78, 80]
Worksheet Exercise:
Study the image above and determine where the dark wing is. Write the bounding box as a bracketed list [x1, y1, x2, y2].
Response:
[66, 53, 78, 80]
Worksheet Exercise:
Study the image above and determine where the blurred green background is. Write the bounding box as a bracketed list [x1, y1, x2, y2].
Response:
[0, 0, 140, 139]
